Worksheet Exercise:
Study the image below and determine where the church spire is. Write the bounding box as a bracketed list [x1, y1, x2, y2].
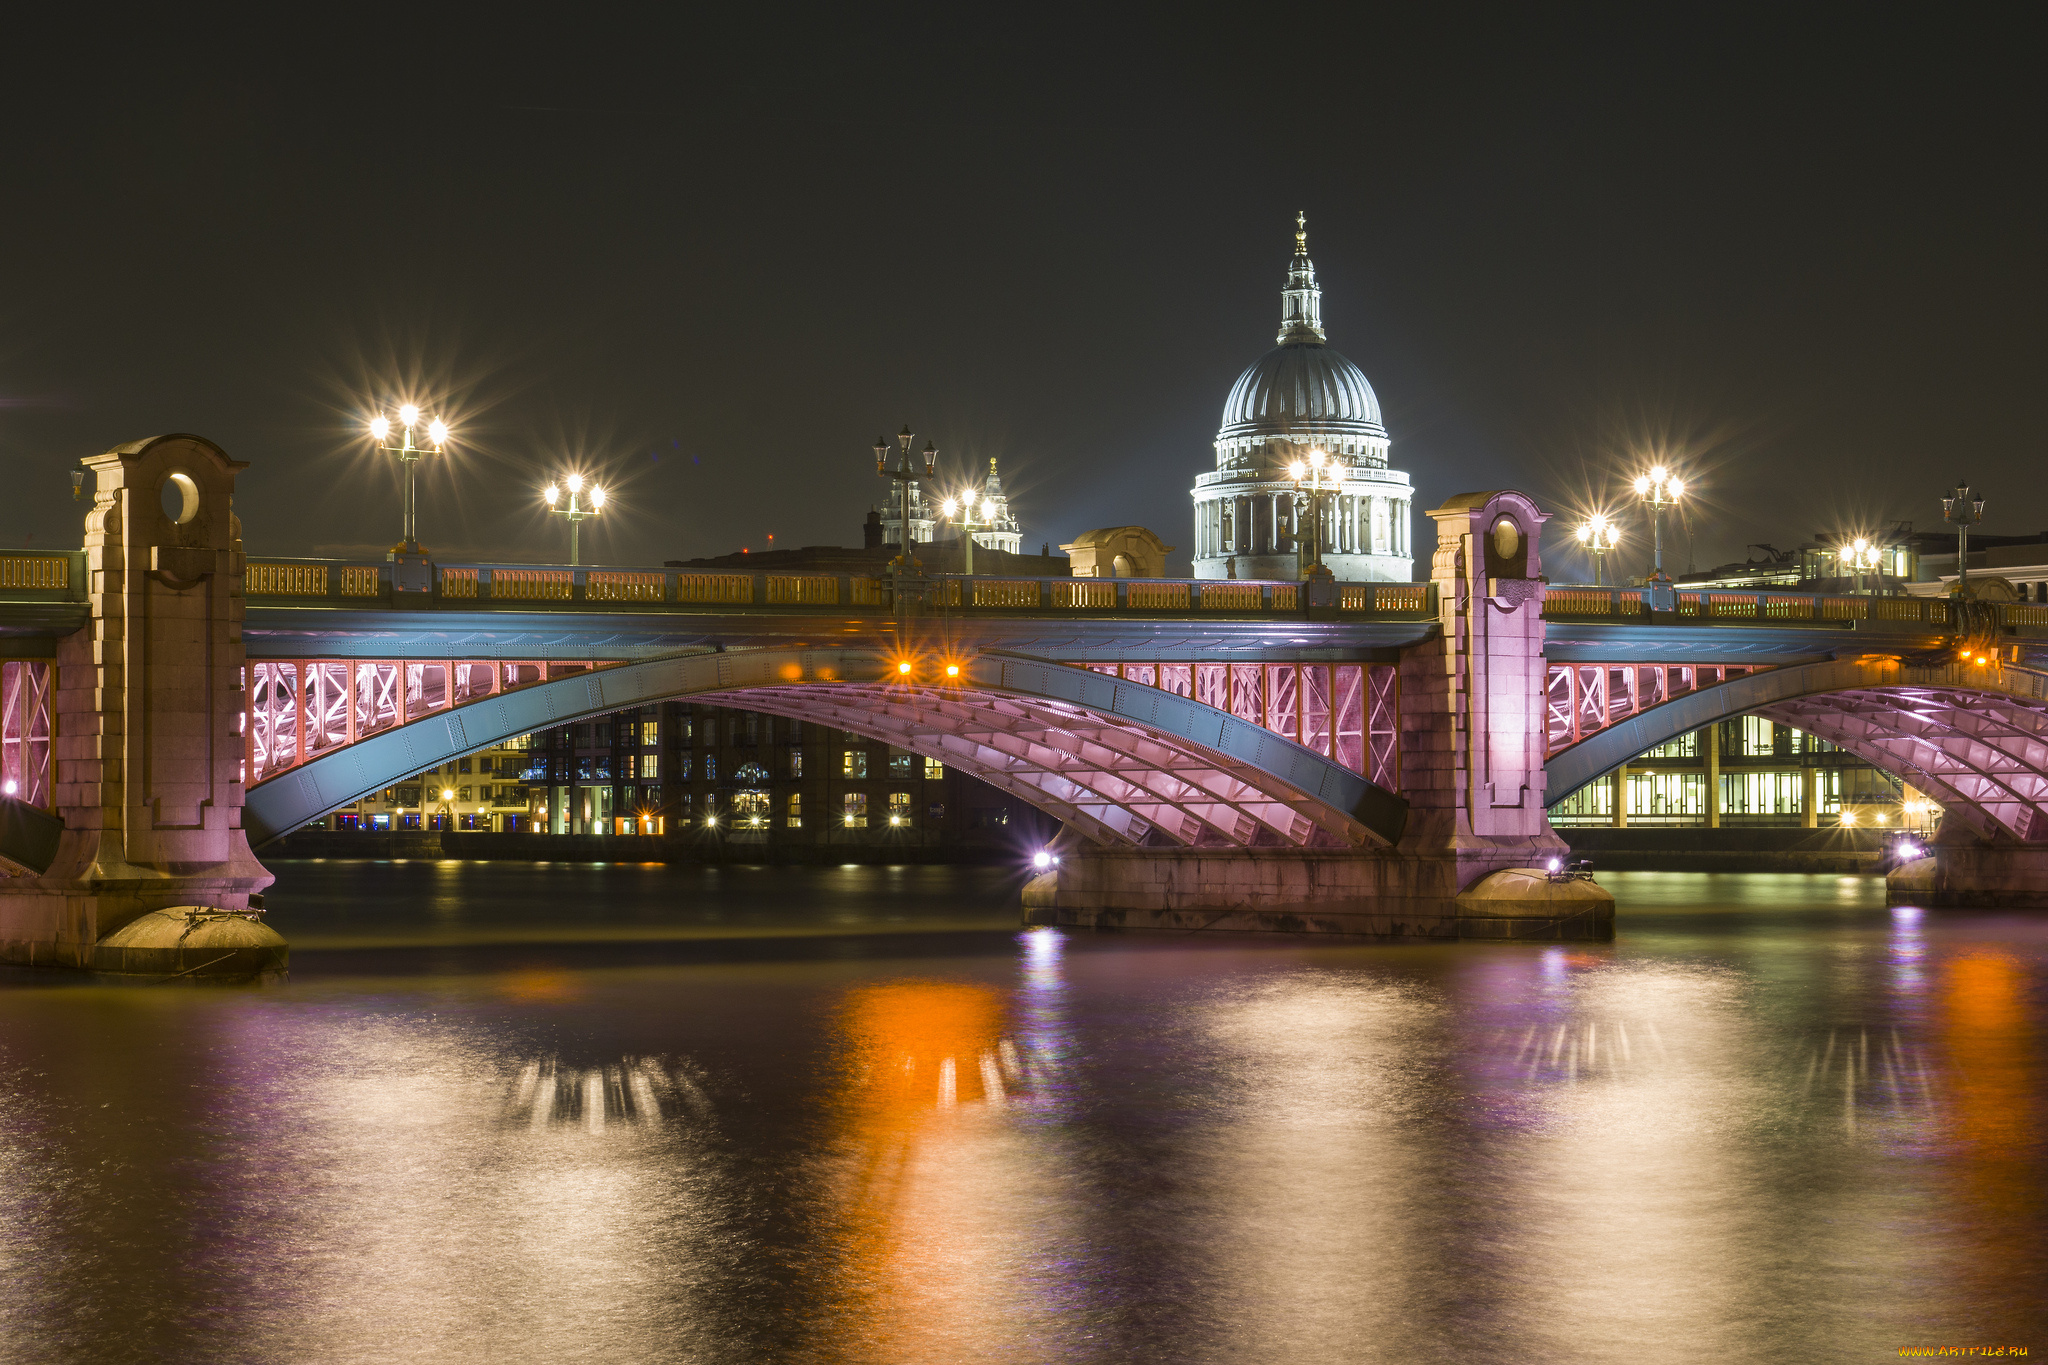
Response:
[1278, 210, 1326, 345]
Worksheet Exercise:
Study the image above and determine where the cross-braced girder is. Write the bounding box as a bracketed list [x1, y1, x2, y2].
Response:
[243, 648, 1408, 849]
[1546, 657, 2048, 841]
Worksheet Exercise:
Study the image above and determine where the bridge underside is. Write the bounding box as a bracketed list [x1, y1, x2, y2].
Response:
[1755, 687, 2048, 841]
[698, 682, 1365, 849]
[1545, 659, 2048, 842]
[243, 649, 1406, 851]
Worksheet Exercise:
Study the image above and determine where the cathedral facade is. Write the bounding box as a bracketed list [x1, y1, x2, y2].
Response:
[1191, 217, 1414, 582]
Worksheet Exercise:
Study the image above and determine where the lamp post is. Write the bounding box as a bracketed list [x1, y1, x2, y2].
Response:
[1286, 447, 1339, 582]
[368, 404, 451, 551]
[873, 425, 937, 580]
[541, 474, 607, 566]
[1941, 482, 1985, 596]
[1840, 536, 1881, 595]
[1575, 514, 1621, 586]
[1632, 464, 1685, 609]
[940, 492, 998, 577]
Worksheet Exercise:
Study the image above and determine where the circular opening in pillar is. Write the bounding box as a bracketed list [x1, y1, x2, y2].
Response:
[1491, 517, 1521, 561]
[160, 473, 200, 525]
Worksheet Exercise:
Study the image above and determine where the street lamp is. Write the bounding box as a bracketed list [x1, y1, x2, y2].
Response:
[1286, 447, 1339, 582]
[1839, 536, 1881, 594]
[1631, 464, 1686, 608]
[367, 404, 452, 551]
[873, 425, 937, 580]
[1574, 514, 1621, 586]
[940, 492, 999, 577]
[1941, 482, 1985, 597]
[541, 473, 607, 566]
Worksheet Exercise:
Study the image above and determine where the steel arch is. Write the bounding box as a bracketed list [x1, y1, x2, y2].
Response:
[243, 648, 1409, 849]
[1545, 657, 2048, 839]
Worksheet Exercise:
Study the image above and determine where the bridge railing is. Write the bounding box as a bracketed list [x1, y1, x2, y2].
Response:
[0, 551, 87, 602]
[235, 556, 1444, 618]
[1538, 585, 2048, 630]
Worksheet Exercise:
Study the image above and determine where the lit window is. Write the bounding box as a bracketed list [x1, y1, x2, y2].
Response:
[787, 792, 803, 828]
[924, 756, 946, 780]
[842, 750, 867, 778]
[889, 751, 917, 777]
[642, 720, 659, 747]
[704, 756, 717, 782]
[789, 749, 803, 778]
[843, 792, 868, 827]
[459, 786, 472, 801]
[888, 791, 911, 826]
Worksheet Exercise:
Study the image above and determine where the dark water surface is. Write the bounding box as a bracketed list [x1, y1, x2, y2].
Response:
[1, 862, 2043, 1363]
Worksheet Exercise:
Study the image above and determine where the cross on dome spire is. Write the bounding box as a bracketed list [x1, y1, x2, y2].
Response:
[1279, 211, 1326, 345]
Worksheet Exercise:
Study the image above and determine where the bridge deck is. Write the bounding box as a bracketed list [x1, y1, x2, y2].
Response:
[0, 551, 2041, 662]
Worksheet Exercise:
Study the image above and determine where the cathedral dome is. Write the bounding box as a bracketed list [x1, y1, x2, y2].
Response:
[1218, 343, 1385, 443]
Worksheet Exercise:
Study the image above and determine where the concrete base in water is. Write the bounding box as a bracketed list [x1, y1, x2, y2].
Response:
[90, 907, 289, 981]
[1, 896, 288, 981]
[1888, 844, 2048, 909]
[1021, 846, 1614, 941]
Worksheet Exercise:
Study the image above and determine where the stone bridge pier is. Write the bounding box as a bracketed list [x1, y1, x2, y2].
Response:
[1029, 490, 1612, 940]
[0, 436, 283, 977]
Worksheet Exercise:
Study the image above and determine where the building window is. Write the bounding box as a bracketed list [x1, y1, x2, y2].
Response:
[843, 792, 868, 827]
[924, 756, 945, 780]
[622, 753, 637, 780]
[927, 802, 945, 823]
[888, 791, 912, 826]
[889, 751, 917, 778]
[595, 723, 612, 745]
[787, 792, 802, 827]
[399, 787, 421, 805]
[642, 720, 659, 747]
[704, 756, 717, 782]
[678, 754, 692, 780]
[788, 748, 803, 778]
[734, 789, 771, 829]
[679, 718, 693, 743]
[843, 750, 868, 778]
[458, 758, 472, 774]
[678, 792, 692, 817]
[459, 786, 472, 801]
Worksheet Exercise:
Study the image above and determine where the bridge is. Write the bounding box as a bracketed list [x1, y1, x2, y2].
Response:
[1, 435, 2043, 974]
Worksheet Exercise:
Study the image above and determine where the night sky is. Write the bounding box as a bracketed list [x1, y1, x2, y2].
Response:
[2, 9, 2039, 579]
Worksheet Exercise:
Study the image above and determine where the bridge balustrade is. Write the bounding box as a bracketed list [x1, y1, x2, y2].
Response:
[226, 556, 1446, 617]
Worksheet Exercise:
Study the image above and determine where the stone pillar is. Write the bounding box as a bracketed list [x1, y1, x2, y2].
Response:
[1394, 489, 1570, 885]
[1612, 766, 1628, 827]
[1025, 488, 1600, 941]
[0, 435, 281, 975]
[1802, 766, 1818, 828]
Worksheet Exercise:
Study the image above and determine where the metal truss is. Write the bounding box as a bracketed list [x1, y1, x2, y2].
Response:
[0, 661, 52, 808]
[245, 648, 1397, 849]
[245, 659, 601, 785]
[731, 683, 1358, 848]
[1757, 686, 2048, 840]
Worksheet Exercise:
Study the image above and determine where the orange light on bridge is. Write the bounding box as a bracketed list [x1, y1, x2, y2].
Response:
[898, 661, 913, 675]
[945, 664, 960, 678]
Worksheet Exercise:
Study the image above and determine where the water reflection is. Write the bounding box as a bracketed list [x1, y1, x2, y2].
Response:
[0, 865, 2042, 1359]
[502, 1056, 709, 1131]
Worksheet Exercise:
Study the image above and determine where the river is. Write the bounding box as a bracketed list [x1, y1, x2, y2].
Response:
[0, 863, 2041, 1362]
